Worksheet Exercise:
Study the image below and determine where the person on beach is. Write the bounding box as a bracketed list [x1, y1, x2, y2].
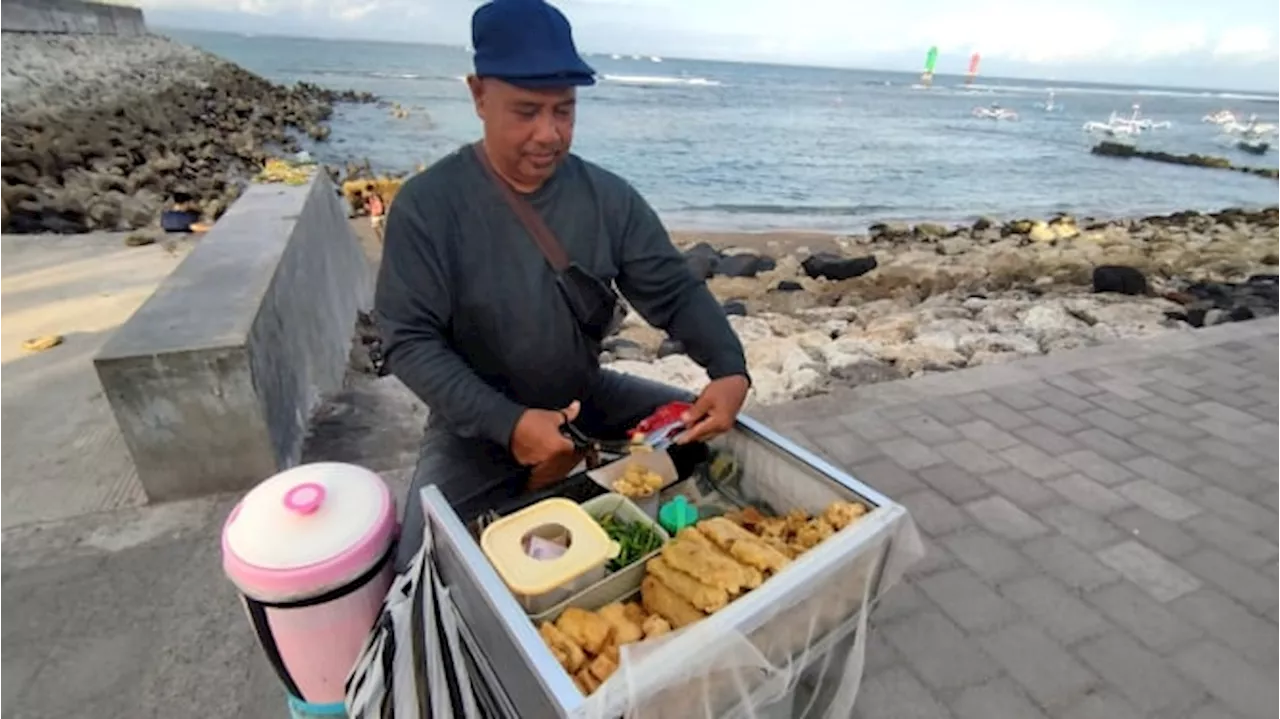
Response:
[375, 0, 751, 570]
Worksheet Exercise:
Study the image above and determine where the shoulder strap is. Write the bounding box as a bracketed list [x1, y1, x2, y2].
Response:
[472, 142, 570, 271]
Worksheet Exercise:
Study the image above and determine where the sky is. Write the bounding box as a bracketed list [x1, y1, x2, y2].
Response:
[137, 0, 1280, 91]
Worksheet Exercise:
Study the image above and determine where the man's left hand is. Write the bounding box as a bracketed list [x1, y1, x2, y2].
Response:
[677, 375, 750, 445]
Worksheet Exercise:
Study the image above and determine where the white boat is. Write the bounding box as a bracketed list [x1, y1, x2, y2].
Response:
[1203, 109, 1237, 125]
[1083, 104, 1169, 139]
[649, 56, 662, 63]
[1218, 116, 1278, 154]
[972, 103, 1019, 121]
[1035, 89, 1062, 112]
[1221, 114, 1277, 136]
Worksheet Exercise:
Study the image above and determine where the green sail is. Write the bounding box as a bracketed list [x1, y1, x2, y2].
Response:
[924, 46, 938, 73]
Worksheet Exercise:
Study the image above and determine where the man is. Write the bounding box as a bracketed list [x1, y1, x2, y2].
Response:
[376, 0, 750, 571]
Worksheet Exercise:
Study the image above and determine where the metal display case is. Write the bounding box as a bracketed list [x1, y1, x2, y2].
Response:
[424, 415, 923, 719]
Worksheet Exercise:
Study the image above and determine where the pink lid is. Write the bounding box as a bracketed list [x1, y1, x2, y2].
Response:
[221, 462, 397, 603]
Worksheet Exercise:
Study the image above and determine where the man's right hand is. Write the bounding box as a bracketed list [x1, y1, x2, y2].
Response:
[511, 400, 581, 468]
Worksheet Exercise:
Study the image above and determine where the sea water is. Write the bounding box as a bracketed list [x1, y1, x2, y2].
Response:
[165, 28, 1279, 233]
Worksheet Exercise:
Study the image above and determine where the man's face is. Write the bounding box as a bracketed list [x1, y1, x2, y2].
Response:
[468, 76, 576, 190]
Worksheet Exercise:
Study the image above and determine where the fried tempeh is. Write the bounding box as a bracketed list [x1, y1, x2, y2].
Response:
[556, 606, 613, 656]
[539, 621, 586, 673]
[699, 517, 792, 574]
[641, 575, 706, 629]
[645, 556, 730, 612]
[621, 601, 648, 626]
[597, 602, 644, 645]
[642, 614, 672, 638]
[661, 536, 747, 594]
[574, 668, 602, 694]
[792, 517, 835, 551]
[588, 651, 619, 683]
[676, 527, 763, 590]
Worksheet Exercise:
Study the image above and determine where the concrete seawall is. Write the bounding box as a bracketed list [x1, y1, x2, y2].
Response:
[1, 0, 147, 35]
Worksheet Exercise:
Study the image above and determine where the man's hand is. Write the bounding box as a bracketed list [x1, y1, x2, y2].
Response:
[512, 401, 583, 491]
[677, 375, 750, 445]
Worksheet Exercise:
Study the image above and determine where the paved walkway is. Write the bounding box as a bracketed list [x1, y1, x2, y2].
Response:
[760, 318, 1279, 719]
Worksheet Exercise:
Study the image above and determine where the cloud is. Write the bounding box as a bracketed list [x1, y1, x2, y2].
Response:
[1213, 26, 1275, 59]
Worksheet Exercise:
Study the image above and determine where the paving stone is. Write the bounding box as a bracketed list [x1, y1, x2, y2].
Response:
[965, 496, 1048, 541]
[898, 414, 962, 444]
[1173, 641, 1277, 719]
[838, 410, 906, 442]
[1034, 504, 1125, 550]
[881, 404, 927, 421]
[1108, 507, 1201, 559]
[1193, 400, 1262, 427]
[1123, 455, 1205, 492]
[1034, 387, 1096, 414]
[879, 436, 946, 471]
[849, 457, 926, 497]
[1076, 633, 1206, 714]
[1183, 549, 1278, 615]
[955, 420, 1022, 451]
[899, 489, 969, 537]
[1189, 437, 1265, 469]
[954, 391, 995, 406]
[999, 575, 1110, 645]
[862, 627, 903, 675]
[917, 568, 1020, 633]
[1095, 540, 1202, 602]
[908, 536, 959, 577]
[981, 468, 1058, 512]
[1169, 588, 1279, 667]
[1023, 536, 1120, 591]
[852, 666, 953, 719]
[1090, 378, 1152, 401]
[978, 623, 1098, 712]
[873, 582, 930, 622]
[988, 385, 1045, 411]
[1137, 394, 1204, 420]
[1057, 690, 1145, 719]
[1128, 431, 1200, 462]
[920, 396, 977, 426]
[1185, 514, 1277, 566]
[1085, 581, 1204, 655]
[1057, 449, 1133, 486]
[917, 464, 992, 504]
[1133, 411, 1209, 440]
[935, 440, 1009, 475]
[1187, 701, 1250, 719]
[1083, 394, 1148, 419]
[952, 677, 1048, 719]
[1189, 486, 1278, 534]
[882, 610, 1000, 692]
[1013, 425, 1081, 455]
[1076, 407, 1143, 437]
[1024, 406, 1088, 434]
[1046, 474, 1130, 515]
[1072, 429, 1142, 462]
[1114, 480, 1201, 522]
[967, 401, 1032, 431]
[997, 445, 1072, 480]
[1045, 374, 1104, 397]
[809, 431, 886, 468]
[1182, 455, 1274, 496]
[941, 529, 1032, 584]
[1194, 416, 1272, 447]
[1145, 381, 1203, 404]
[1148, 366, 1207, 390]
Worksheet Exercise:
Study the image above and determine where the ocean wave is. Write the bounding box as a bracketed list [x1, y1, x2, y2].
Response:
[294, 69, 441, 81]
[678, 203, 893, 216]
[601, 74, 721, 87]
[961, 81, 1278, 103]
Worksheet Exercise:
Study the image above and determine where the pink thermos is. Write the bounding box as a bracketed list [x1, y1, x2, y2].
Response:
[222, 462, 397, 714]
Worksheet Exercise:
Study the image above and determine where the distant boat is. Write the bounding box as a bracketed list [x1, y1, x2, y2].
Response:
[1036, 89, 1062, 112]
[972, 103, 1018, 121]
[610, 53, 622, 59]
[649, 56, 662, 63]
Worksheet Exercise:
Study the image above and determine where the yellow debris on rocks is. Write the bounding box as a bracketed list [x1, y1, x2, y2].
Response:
[256, 158, 316, 186]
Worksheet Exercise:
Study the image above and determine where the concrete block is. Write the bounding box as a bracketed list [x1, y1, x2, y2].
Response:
[1173, 641, 1277, 719]
[883, 610, 1000, 691]
[95, 175, 371, 501]
[941, 529, 1032, 584]
[1, 0, 147, 35]
[1000, 575, 1110, 645]
[978, 623, 1098, 712]
[1115, 479, 1201, 522]
[1024, 536, 1120, 591]
[1035, 504, 1125, 550]
[1096, 540, 1202, 602]
[965, 496, 1048, 541]
[1108, 507, 1201, 559]
[917, 566, 1020, 632]
[952, 677, 1048, 719]
[1085, 582, 1203, 653]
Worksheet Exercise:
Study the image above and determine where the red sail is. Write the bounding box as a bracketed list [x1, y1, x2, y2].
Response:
[965, 52, 981, 85]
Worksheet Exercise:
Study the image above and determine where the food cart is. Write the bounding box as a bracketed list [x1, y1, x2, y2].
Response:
[395, 413, 923, 719]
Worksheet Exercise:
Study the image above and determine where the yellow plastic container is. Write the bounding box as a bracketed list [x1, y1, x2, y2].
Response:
[480, 498, 621, 614]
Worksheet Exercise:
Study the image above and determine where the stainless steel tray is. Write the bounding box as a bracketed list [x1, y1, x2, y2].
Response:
[424, 414, 916, 719]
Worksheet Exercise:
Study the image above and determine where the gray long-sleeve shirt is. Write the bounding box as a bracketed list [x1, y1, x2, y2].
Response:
[374, 145, 747, 449]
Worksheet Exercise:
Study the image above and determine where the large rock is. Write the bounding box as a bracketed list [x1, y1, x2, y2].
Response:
[802, 253, 878, 280]
[1093, 265, 1149, 296]
[683, 242, 720, 279]
[714, 253, 773, 278]
[609, 355, 709, 395]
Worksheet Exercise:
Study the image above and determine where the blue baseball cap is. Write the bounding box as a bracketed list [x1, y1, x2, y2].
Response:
[472, 0, 596, 88]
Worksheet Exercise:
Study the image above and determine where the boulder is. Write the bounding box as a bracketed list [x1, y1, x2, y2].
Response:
[914, 222, 948, 238]
[721, 300, 748, 316]
[972, 216, 996, 231]
[683, 242, 720, 279]
[801, 253, 877, 281]
[610, 355, 709, 396]
[1093, 266, 1149, 296]
[714, 253, 772, 278]
[869, 221, 911, 239]
[936, 237, 974, 256]
[776, 280, 804, 292]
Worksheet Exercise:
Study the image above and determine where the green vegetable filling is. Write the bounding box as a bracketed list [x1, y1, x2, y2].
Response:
[596, 512, 665, 572]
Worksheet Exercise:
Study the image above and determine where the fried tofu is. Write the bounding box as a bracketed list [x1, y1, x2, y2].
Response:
[622, 602, 648, 626]
[699, 517, 792, 575]
[676, 527, 763, 590]
[597, 602, 644, 645]
[645, 556, 730, 612]
[792, 517, 835, 551]
[823, 500, 868, 530]
[661, 536, 748, 595]
[574, 668, 602, 695]
[758, 534, 799, 559]
[588, 650, 619, 683]
[556, 607, 613, 656]
[641, 575, 706, 629]
[642, 614, 672, 638]
[539, 621, 586, 673]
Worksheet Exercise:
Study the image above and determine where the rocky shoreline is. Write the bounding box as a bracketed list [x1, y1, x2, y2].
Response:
[1, 33, 375, 234]
[602, 207, 1280, 406]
